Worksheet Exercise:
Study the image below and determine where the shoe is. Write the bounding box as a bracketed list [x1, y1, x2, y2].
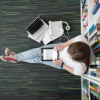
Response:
[5, 48, 15, 56]
[0, 55, 17, 63]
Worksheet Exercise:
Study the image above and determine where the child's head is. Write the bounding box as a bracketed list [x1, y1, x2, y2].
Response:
[67, 41, 90, 68]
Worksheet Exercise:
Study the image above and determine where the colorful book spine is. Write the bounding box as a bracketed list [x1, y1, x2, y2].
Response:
[93, 47, 100, 53]
[90, 85, 97, 93]
[82, 0, 86, 8]
[92, 43, 100, 50]
[89, 37, 98, 46]
[90, 89, 100, 99]
[91, 60, 100, 65]
[89, 24, 95, 33]
[90, 82, 98, 88]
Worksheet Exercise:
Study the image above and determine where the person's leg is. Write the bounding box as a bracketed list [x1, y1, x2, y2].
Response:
[14, 43, 62, 62]
[14, 43, 64, 69]
[0, 43, 64, 69]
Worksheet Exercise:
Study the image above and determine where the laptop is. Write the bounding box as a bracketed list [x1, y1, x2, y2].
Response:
[25, 15, 48, 41]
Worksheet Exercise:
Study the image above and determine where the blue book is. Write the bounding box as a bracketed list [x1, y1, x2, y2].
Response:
[92, 1, 100, 14]
[95, 51, 100, 56]
[83, 89, 88, 96]
[92, 43, 100, 50]
[82, 0, 86, 8]
[89, 24, 95, 33]
[90, 73, 96, 76]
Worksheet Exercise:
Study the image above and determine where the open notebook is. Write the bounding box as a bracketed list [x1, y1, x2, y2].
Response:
[41, 48, 58, 61]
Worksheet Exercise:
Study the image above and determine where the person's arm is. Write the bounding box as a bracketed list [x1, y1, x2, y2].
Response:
[63, 63, 74, 74]
[61, 37, 75, 49]
[53, 37, 75, 52]
[53, 57, 74, 75]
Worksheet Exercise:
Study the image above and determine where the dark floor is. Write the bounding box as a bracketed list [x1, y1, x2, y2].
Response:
[0, 0, 81, 100]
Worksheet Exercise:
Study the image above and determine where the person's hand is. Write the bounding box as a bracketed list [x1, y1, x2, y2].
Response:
[53, 57, 63, 66]
[53, 44, 64, 52]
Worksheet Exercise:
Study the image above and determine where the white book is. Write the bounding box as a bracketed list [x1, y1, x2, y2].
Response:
[89, 37, 98, 46]
[91, 60, 100, 65]
[89, 68, 100, 72]
[89, 30, 100, 40]
[49, 21, 64, 36]
[89, 28, 97, 39]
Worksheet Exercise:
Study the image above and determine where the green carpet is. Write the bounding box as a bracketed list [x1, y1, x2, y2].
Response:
[0, 0, 81, 100]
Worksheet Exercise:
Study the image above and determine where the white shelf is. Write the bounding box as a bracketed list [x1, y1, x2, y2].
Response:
[82, 74, 100, 86]
[81, 0, 100, 100]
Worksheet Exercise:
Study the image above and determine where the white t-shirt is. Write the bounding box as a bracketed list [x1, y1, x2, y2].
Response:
[59, 35, 96, 76]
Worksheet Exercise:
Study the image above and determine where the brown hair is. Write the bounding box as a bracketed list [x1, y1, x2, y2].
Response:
[67, 41, 90, 69]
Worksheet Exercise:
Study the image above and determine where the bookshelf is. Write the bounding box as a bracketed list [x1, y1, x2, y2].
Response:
[81, 0, 100, 100]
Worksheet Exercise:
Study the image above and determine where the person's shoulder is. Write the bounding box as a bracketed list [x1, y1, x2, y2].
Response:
[73, 63, 87, 76]
[73, 35, 88, 44]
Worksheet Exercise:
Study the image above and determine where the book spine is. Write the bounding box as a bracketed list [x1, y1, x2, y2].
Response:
[92, 43, 100, 50]
[90, 72, 96, 76]
[92, 0, 98, 10]
[83, 92, 88, 100]
[91, 60, 100, 65]
[96, 74, 100, 77]
[83, 89, 88, 96]
[90, 65, 100, 69]
[90, 89, 99, 99]
[90, 82, 98, 89]
[92, 1, 100, 14]
[82, 0, 86, 8]
[89, 24, 95, 33]
[90, 85, 98, 92]
[90, 93, 98, 100]
[89, 37, 98, 46]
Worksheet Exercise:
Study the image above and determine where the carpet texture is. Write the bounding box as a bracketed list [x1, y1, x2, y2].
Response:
[0, 0, 81, 100]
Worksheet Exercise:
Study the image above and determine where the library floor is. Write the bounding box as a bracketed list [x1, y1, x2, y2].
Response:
[0, 0, 81, 100]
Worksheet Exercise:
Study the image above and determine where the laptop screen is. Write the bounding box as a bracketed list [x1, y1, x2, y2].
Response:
[25, 16, 43, 35]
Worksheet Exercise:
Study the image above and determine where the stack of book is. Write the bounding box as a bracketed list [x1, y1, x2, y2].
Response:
[90, 81, 100, 100]
[91, 0, 100, 14]
[81, 0, 88, 31]
[82, 78, 89, 100]
[89, 23, 100, 57]
[90, 61, 100, 77]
